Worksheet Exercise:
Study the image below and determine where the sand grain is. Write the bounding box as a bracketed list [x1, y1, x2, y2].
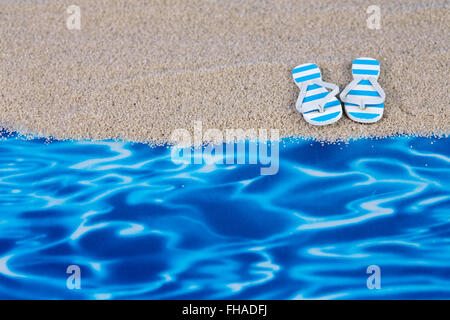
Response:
[0, 0, 449, 143]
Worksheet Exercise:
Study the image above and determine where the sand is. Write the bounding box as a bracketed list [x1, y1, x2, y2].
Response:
[0, 0, 449, 144]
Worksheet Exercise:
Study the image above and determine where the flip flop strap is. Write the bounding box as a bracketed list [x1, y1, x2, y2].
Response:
[296, 80, 339, 113]
[340, 76, 386, 109]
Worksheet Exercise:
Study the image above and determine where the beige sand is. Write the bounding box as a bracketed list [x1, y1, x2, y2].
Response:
[0, 0, 449, 144]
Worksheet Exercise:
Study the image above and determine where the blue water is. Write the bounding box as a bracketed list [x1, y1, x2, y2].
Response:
[0, 133, 449, 300]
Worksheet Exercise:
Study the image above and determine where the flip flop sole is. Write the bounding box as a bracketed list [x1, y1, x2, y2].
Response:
[304, 98, 342, 126]
[344, 102, 384, 123]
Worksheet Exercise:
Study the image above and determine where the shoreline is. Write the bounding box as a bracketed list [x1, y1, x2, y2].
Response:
[1, 129, 448, 148]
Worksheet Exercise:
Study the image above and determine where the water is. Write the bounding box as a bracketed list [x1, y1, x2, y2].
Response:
[0, 133, 449, 299]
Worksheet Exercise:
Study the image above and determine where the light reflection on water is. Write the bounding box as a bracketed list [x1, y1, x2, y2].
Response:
[0, 134, 449, 299]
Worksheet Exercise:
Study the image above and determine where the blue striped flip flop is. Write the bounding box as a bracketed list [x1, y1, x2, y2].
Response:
[340, 57, 386, 123]
[292, 63, 342, 126]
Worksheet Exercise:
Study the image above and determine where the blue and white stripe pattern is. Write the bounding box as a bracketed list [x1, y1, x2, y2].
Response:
[292, 63, 322, 84]
[342, 57, 385, 123]
[292, 63, 342, 126]
[351, 58, 380, 78]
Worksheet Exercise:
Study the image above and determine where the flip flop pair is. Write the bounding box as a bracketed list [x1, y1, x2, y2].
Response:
[292, 58, 386, 126]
